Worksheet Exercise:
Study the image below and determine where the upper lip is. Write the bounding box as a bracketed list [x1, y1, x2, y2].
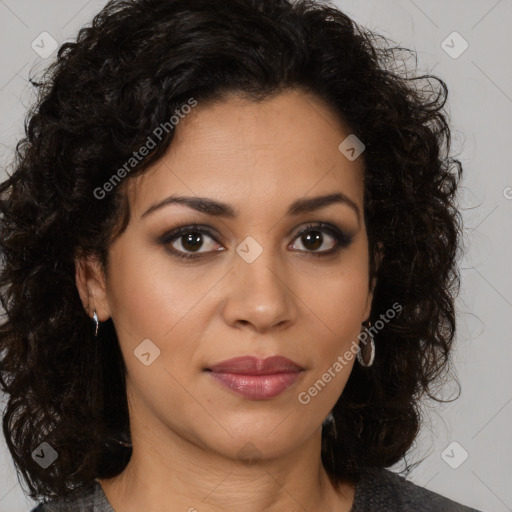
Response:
[206, 355, 304, 375]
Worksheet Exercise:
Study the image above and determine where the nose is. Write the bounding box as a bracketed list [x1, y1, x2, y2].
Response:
[221, 247, 298, 333]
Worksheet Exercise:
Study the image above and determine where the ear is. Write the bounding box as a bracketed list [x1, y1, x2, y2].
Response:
[75, 253, 111, 321]
[363, 242, 384, 321]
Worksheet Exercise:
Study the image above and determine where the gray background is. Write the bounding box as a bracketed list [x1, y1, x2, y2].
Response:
[0, 1, 511, 511]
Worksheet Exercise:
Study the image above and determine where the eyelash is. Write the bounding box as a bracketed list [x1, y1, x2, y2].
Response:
[159, 222, 353, 261]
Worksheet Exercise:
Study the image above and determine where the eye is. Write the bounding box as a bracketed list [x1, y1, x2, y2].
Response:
[161, 223, 223, 261]
[289, 222, 353, 256]
[159, 221, 353, 261]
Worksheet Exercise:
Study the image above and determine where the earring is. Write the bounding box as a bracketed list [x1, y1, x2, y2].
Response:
[356, 321, 375, 367]
[322, 411, 337, 439]
[322, 411, 334, 428]
[93, 310, 99, 337]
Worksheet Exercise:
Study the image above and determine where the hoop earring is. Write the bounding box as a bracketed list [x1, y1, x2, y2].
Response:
[357, 321, 375, 367]
[93, 310, 99, 338]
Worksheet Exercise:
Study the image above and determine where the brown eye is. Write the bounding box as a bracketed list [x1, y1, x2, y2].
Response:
[298, 230, 327, 251]
[160, 224, 223, 260]
[178, 232, 206, 252]
[160, 221, 353, 262]
[290, 223, 353, 256]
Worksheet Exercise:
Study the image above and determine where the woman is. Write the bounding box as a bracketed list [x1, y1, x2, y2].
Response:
[0, 0, 483, 510]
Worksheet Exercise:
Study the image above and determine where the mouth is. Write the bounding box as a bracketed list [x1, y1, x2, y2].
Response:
[204, 355, 305, 400]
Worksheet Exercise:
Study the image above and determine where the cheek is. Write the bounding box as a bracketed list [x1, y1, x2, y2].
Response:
[106, 239, 200, 339]
[293, 248, 370, 389]
[105, 239, 215, 385]
[307, 271, 368, 328]
[296, 249, 370, 335]
[105, 243, 203, 424]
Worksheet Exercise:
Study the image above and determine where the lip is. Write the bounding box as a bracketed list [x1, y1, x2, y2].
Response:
[205, 356, 304, 400]
[207, 355, 304, 374]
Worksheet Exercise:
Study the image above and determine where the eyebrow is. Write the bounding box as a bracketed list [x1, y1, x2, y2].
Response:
[141, 192, 360, 222]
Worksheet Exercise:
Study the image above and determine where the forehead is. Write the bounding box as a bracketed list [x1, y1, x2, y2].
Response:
[126, 89, 365, 219]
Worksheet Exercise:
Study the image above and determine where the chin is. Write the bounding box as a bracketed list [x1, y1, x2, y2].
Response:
[203, 423, 310, 462]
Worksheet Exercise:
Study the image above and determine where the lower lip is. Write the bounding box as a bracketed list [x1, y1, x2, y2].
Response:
[207, 371, 303, 400]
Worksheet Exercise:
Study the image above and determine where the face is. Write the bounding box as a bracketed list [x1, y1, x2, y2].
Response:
[77, 89, 376, 463]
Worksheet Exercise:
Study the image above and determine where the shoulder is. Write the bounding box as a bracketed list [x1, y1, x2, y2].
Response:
[351, 466, 484, 512]
[29, 481, 114, 512]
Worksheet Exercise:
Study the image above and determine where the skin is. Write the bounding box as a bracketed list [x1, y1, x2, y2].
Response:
[76, 88, 380, 512]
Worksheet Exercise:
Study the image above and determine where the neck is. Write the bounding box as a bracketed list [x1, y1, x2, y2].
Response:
[98, 420, 355, 512]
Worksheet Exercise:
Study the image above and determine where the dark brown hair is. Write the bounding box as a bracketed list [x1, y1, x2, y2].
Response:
[0, 0, 463, 499]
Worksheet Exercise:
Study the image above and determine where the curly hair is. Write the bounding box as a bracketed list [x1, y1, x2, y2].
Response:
[0, 0, 463, 500]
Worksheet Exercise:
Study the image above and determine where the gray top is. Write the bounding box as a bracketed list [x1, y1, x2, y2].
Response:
[30, 466, 484, 511]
